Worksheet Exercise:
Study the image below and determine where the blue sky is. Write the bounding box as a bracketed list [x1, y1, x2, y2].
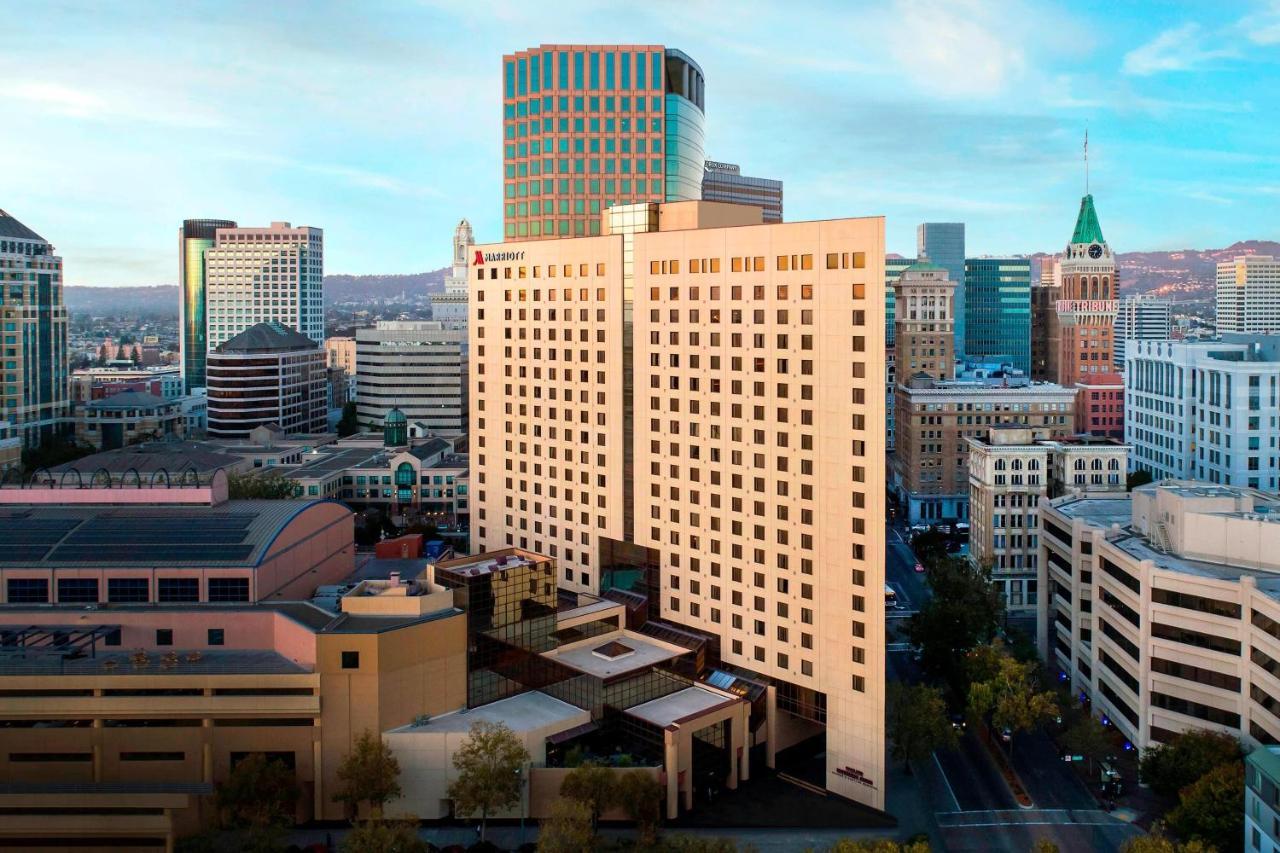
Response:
[5, 0, 1279, 286]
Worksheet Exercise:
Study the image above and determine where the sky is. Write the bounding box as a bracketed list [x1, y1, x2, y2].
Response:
[4, 0, 1279, 286]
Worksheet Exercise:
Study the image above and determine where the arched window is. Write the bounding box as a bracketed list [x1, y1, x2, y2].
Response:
[995, 459, 1006, 471]
[1091, 458, 1103, 470]
[1028, 459, 1040, 471]
[1074, 459, 1085, 470]
[1011, 459, 1023, 471]
[1108, 458, 1120, 470]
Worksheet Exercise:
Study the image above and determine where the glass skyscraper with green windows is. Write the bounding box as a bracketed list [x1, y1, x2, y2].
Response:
[502, 45, 705, 241]
[178, 218, 236, 392]
[963, 257, 1032, 374]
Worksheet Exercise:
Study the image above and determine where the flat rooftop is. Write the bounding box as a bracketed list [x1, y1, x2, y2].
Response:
[391, 690, 586, 735]
[1050, 496, 1133, 529]
[0, 647, 310, 677]
[1110, 531, 1280, 586]
[543, 630, 688, 679]
[435, 551, 540, 578]
[625, 686, 736, 728]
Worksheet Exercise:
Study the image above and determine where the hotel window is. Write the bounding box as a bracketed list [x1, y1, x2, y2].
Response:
[208, 629, 225, 646]
[156, 629, 173, 646]
[341, 651, 360, 670]
[158, 578, 199, 603]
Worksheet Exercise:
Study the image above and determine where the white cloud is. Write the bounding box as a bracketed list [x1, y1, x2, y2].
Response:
[1122, 23, 1238, 75]
[1240, 1, 1280, 44]
[0, 76, 223, 128]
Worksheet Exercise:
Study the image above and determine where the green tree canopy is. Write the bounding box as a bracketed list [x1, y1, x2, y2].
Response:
[215, 753, 297, 829]
[1059, 714, 1113, 774]
[341, 814, 428, 853]
[906, 558, 1002, 694]
[1138, 729, 1243, 800]
[1167, 761, 1244, 853]
[966, 645, 1058, 752]
[226, 470, 298, 500]
[559, 762, 619, 829]
[823, 840, 931, 853]
[334, 729, 403, 820]
[887, 682, 957, 770]
[616, 771, 665, 847]
[447, 720, 530, 842]
[1127, 470, 1154, 491]
[536, 798, 594, 853]
[1120, 833, 1215, 853]
[338, 401, 360, 437]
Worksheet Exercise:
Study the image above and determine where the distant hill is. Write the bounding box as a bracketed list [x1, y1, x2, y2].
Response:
[1032, 240, 1280, 300]
[64, 243, 1280, 315]
[323, 267, 448, 303]
[66, 267, 451, 315]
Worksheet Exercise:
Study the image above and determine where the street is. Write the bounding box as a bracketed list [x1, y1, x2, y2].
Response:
[883, 519, 1139, 851]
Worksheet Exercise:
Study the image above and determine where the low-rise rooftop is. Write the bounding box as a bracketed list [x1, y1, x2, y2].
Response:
[391, 690, 587, 735]
[543, 630, 689, 680]
[625, 686, 737, 728]
[1048, 495, 1133, 528]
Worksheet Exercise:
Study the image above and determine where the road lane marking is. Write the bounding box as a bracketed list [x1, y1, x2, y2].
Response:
[933, 752, 961, 812]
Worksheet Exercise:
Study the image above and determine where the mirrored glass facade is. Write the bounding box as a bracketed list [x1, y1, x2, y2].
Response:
[502, 45, 705, 241]
[179, 219, 236, 393]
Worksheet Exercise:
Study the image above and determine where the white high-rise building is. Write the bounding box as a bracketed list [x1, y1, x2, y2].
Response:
[1217, 256, 1280, 334]
[1114, 295, 1172, 372]
[1125, 335, 1280, 490]
[430, 219, 474, 328]
[356, 321, 466, 436]
[205, 222, 324, 351]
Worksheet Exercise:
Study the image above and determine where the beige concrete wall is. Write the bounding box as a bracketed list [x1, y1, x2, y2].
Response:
[630, 217, 887, 809]
[468, 235, 627, 594]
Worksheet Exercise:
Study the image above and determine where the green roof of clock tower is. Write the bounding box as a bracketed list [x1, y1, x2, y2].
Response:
[1070, 194, 1106, 246]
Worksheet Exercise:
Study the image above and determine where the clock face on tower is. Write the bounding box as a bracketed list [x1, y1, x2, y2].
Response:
[1088, 243, 1103, 259]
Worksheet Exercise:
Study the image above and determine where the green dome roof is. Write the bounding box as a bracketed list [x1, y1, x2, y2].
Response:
[384, 407, 407, 425]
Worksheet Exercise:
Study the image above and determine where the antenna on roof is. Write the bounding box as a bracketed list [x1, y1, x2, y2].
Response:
[1084, 128, 1089, 195]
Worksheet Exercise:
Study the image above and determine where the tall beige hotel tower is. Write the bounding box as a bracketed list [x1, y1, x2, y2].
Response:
[477, 46, 887, 809]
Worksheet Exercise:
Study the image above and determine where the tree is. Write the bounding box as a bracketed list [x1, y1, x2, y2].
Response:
[335, 729, 403, 819]
[906, 557, 1002, 694]
[1059, 714, 1113, 775]
[967, 645, 1058, 755]
[537, 799, 594, 853]
[559, 762, 618, 829]
[338, 401, 360, 437]
[659, 837, 742, 853]
[447, 720, 530, 842]
[1139, 729, 1243, 800]
[1030, 840, 1059, 853]
[616, 771, 665, 847]
[1167, 761, 1244, 853]
[1127, 470, 1154, 491]
[887, 682, 957, 771]
[1120, 832, 1215, 853]
[341, 814, 429, 853]
[214, 753, 297, 853]
[227, 470, 298, 500]
[910, 529, 949, 568]
[824, 840, 930, 853]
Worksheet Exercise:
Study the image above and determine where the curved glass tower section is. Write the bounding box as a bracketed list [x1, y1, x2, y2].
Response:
[662, 49, 705, 202]
[501, 45, 706, 241]
[179, 218, 236, 392]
